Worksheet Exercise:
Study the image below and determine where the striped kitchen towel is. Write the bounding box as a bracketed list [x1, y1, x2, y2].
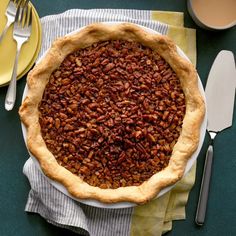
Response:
[23, 9, 197, 236]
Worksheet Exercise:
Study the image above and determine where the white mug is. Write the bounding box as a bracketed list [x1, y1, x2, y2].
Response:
[187, 0, 236, 30]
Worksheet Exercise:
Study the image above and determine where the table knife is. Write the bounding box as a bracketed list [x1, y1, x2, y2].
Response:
[195, 50, 236, 226]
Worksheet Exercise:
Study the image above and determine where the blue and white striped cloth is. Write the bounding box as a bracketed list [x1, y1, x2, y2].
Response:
[23, 9, 169, 236]
[38, 9, 168, 59]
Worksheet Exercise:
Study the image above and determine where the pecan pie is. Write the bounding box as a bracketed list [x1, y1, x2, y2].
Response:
[19, 23, 205, 204]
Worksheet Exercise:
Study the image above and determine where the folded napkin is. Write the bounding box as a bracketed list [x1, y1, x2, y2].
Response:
[23, 9, 197, 236]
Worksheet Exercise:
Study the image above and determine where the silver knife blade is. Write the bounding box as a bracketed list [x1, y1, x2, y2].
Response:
[205, 50, 236, 132]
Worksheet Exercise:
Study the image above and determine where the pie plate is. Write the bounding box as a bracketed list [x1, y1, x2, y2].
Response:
[0, 0, 42, 86]
[21, 22, 207, 209]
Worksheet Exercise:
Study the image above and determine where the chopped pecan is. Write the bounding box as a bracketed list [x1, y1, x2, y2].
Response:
[38, 40, 186, 189]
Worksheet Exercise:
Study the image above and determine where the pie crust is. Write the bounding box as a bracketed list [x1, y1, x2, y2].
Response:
[19, 23, 205, 204]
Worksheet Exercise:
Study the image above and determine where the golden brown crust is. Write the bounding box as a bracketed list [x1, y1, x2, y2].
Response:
[19, 23, 205, 204]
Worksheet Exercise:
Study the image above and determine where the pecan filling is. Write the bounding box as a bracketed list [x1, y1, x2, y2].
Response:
[39, 40, 186, 189]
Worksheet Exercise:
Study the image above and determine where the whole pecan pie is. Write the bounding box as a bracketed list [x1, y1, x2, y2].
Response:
[19, 23, 205, 204]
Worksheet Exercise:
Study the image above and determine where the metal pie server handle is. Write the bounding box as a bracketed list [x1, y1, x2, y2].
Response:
[195, 132, 216, 226]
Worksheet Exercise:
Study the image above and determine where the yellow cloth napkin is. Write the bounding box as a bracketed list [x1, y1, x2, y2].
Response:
[131, 11, 197, 236]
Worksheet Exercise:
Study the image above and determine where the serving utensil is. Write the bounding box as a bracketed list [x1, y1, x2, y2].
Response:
[195, 50, 236, 225]
[5, 1, 32, 111]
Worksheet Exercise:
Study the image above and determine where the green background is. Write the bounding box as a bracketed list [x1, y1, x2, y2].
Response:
[0, 0, 235, 235]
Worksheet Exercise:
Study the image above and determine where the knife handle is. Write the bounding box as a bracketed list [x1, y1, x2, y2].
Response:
[195, 144, 214, 226]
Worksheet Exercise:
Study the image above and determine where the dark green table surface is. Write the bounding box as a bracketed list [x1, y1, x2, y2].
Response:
[0, 0, 235, 235]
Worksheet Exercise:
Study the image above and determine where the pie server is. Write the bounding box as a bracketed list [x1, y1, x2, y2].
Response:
[195, 50, 236, 226]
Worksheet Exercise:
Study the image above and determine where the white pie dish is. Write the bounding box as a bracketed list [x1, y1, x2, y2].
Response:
[21, 22, 207, 209]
